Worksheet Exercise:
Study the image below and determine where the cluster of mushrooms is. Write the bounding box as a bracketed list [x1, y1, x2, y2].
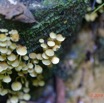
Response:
[85, 0, 103, 22]
[0, 29, 65, 103]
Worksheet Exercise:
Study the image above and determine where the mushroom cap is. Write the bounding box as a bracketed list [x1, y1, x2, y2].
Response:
[29, 72, 37, 77]
[0, 47, 8, 54]
[42, 53, 49, 59]
[42, 60, 51, 66]
[47, 41, 55, 47]
[34, 65, 43, 74]
[51, 57, 60, 64]
[33, 60, 39, 64]
[23, 94, 31, 101]
[36, 54, 43, 60]
[0, 29, 8, 33]
[27, 63, 33, 69]
[10, 96, 19, 103]
[10, 33, 19, 42]
[0, 55, 6, 61]
[56, 34, 65, 42]
[7, 53, 17, 61]
[11, 81, 22, 91]
[10, 43, 17, 50]
[45, 49, 54, 57]
[49, 32, 57, 39]
[0, 41, 7, 47]
[41, 43, 48, 49]
[0, 34, 7, 42]
[3, 75, 11, 83]
[39, 39, 44, 43]
[0, 62, 8, 72]
[53, 45, 61, 51]
[12, 59, 20, 67]
[0, 89, 8, 96]
[7, 49, 12, 55]
[23, 56, 29, 61]
[16, 45, 27, 56]
[29, 53, 36, 59]
[23, 87, 30, 93]
[9, 30, 19, 42]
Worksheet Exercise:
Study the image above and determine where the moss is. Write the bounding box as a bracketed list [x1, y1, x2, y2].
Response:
[0, 1, 88, 53]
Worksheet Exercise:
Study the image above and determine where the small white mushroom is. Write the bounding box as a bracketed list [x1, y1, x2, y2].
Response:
[27, 63, 33, 69]
[29, 53, 36, 59]
[53, 45, 61, 51]
[9, 43, 17, 50]
[23, 94, 31, 101]
[0, 34, 7, 42]
[41, 43, 48, 49]
[3, 75, 11, 83]
[42, 60, 51, 66]
[0, 47, 8, 54]
[11, 81, 22, 91]
[47, 41, 55, 47]
[56, 34, 65, 42]
[49, 32, 57, 39]
[10, 96, 19, 103]
[45, 49, 54, 57]
[16, 45, 27, 56]
[42, 53, 49, 59]
[11, 59, 20, 67]
[0, 62, 8, 71]
[7, 53, 17, 61]
[39, 39, 44, 43]
[23, 56, 29, 61]
[36, 54, 43, 60]
[34, 65, 43, 74]
[51, 56, 60, 64]
[0, 29, 8, 33]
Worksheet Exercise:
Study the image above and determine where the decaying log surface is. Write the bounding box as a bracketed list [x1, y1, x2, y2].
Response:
[56, 76, 65, 103]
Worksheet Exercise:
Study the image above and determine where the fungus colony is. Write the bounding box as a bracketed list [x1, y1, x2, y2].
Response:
[0, 29, 65, 103]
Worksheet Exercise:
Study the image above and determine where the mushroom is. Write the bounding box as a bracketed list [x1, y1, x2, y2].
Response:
[36, 54, 43, 60]
[11, 59, 20, 67]
[10, 96, 19, 103]
[11, 81, 22, 91]
[16, 45, 27, 56]
[0, 47, 8, 54]
[47, 41, 55, 47]
[49, 32, 57, 39]
[3, 75, 11, 83]
[45, 49, 54, 57]
[0, 34, 7, 42]
[7, 53, 17, 61]
[34, 65, 43, 74]
[23, 94, 31, 101]
[53, 45, 61, 51]
[42, 53, 49, 59]
[56, 34, 65, 42]
[42, 60, 51, 66]
[41, 43, 48, 49]
[29, 53, 36, 59]
[51, 56, 60, 64]
[0, 29, 8, 33]
[39, 39, 44, 43]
